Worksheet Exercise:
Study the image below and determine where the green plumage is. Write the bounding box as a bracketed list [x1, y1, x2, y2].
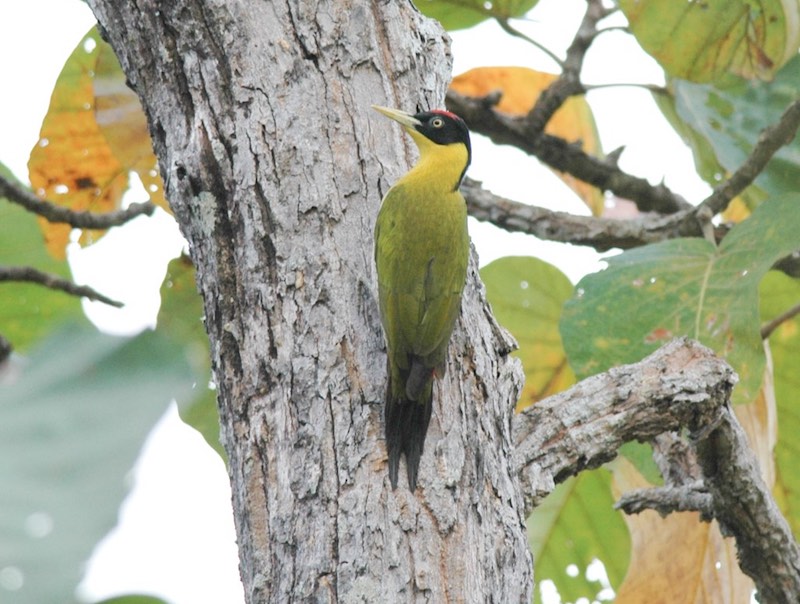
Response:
[373, 107, 471, 490]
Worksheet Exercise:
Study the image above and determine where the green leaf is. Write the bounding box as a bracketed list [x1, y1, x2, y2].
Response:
[618, 441, 662, 487]
[0, 164, 89, 352]
[415, 0, 539, 31]
[670, 55, 800, 205]
[620, 0, 800, 82]
[529, 469, 629, 603]
[561, 194, 800, 405]
[760, 270, 800, 539]
[0, 324, 196, 604]
[157, 256, 223, 461]
[651, 88, 736, 199]
[481, 256, 575, 409]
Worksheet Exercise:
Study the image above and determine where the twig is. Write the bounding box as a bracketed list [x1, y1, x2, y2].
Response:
[446, 0, 693, 215]
[697, 97, 800, 218]
[0, 172, 157, 228]
[494, 17, 564, 69]
[0, 266, 123, 308]
[615, 482, 714, 520]
[596, 25, 629, 36]
[761, 300, 800, 339]
[584, 82, 666, 94]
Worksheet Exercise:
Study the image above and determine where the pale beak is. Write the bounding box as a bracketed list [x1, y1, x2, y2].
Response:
[372, 105, 422, 129]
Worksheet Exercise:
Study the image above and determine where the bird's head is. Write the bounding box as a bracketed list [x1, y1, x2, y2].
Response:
[372, 105, 471, 190]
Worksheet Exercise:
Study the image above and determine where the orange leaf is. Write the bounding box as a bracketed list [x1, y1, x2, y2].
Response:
[450, 66, 604, 215]
[28, 28, 165, 259]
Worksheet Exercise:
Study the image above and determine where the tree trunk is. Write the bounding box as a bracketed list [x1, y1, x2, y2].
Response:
[88, 0, 531, 601]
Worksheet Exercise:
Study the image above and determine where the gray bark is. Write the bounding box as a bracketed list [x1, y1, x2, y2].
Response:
[87, 0, 530, 602]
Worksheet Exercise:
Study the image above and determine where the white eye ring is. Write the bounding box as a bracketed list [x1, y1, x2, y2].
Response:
[431, 117, 444, 128]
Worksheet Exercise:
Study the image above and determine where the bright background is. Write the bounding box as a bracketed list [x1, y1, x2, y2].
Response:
[0, 1, 710, 602]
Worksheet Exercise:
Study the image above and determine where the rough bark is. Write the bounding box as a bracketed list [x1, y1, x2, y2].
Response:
[88, 0, 530, 602]
[512, 338, 736, 512]
[513, 338, 800, 601]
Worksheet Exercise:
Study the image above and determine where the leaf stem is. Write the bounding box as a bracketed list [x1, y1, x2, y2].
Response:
[494, 17, 564, 69]
[761, 300, 800, 339]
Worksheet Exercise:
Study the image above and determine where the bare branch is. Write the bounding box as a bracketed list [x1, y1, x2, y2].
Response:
[447, 90, 692, 214]
[0, 172, 156, 228]
[525, 0, 606, 136]
[0, 265, 123, 308]
[513, 338, 735, 511]
[698, 97, 800, 217]
[761, 300, 800, 339]
[692, 404, 800, 602]
[513, 337, 800, 602]
[462, 178, 714, 251]
[615, 482, 714, 519]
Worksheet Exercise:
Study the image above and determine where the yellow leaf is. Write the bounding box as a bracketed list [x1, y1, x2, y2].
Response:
[620, 0, 800, 82]
[28, 28, 165, 259]
[721, 197, 752, 223]
[450, 66, 604, 215]
[480, 256, 577, 411]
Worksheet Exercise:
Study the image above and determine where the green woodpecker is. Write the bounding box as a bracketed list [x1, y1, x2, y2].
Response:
[372, 105, 471, 491]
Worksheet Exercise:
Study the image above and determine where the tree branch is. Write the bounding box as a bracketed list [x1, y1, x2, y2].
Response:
[462, 177, 719, 250]
[0, 172, 156, 228]
[524, 0, 606, 136]
[0, 266, 123, 308]
[513, 337, 800, 602]
[446, 0, 691, 216]
[512, 338, 734, 511]
[692, 403, 800, 602]
[698, 97, 800, 217]
[447, 90, 692, 214]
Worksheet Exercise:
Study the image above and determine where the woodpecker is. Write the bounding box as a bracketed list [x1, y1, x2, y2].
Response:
[372, 105, 471, 491]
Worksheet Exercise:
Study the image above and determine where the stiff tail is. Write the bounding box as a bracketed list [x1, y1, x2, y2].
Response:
[386, 360, 433, 491]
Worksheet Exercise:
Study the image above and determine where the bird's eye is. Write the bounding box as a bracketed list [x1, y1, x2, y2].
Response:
[431, 117, 444, 128]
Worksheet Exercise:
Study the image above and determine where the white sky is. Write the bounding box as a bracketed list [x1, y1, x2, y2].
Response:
[0, 1, 711, 603]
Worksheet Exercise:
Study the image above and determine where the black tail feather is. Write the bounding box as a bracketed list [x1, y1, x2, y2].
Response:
[385, 384, 433, 491]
